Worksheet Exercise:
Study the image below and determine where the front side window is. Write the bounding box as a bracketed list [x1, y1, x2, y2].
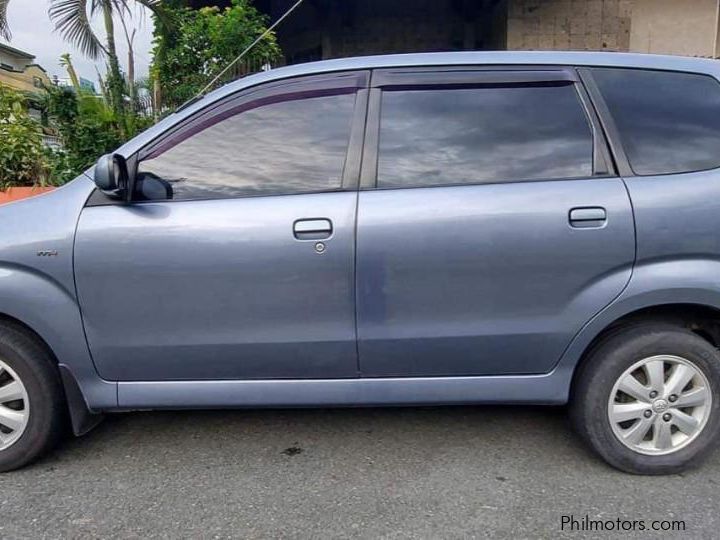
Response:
[377, 84, 594, 188]
[139, 91, 357, 200]
[591, 68, 720, 176]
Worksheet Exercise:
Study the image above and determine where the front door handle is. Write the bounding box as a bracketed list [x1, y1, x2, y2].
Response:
[569, 207, 607, 228]
[294, 218, 333, 240]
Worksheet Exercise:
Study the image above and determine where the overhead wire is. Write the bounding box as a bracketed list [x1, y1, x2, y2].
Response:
[195, 0, 305, 98]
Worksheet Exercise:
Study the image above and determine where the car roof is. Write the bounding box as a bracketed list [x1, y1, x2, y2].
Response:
[200, 50, 720, 103]
[119, 51, 720, 156]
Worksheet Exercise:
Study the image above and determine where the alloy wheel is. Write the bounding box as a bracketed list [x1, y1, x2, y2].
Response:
[608, 355, 712, 455]
[0, 359, 29, 451]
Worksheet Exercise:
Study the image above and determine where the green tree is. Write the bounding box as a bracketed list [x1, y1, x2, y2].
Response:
[0, 0, 9, 41]
[41, 84, 124, 182]
[0, 86, 48, 188]
[152, 0, 281, 111]
[0, 0, 170, 122]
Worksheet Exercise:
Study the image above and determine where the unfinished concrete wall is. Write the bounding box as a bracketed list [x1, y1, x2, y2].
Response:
[325, 0, 472, 58]
[630, 0, 718, 57]
[259, 0, 507, 64]
[507, 0, 633, 51]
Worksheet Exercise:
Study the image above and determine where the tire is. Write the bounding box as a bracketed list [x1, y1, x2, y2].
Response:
[0, 322, 66, 472]
[570, 323, 720, 475]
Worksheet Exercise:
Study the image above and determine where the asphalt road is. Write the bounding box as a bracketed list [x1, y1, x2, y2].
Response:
[1, 406, 718, 539]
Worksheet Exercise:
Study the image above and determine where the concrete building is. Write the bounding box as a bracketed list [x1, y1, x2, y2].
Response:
[0, 43, 51, 93]
[0, 43, 60, 148]
[507, 0, 720, 57]
[192, 0, 720, 64]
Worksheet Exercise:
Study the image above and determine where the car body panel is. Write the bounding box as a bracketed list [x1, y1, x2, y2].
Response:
[116, 372, 566, 409]
[552, 172, 720, 382]
[623, 171, 720, 264]
[2, 52, 720, 412]
[355, 179, 635, 376]
[0, 176, 116, 409]
[74, 192, 359, 381]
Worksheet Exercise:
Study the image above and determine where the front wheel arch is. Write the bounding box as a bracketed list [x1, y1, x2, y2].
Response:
[0, 314, 101, 437]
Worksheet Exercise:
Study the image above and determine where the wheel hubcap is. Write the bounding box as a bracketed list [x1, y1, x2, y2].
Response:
[608, 355, 712, 456]
[0, 360, 29, 451]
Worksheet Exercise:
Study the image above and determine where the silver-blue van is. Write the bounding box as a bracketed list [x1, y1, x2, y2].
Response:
[2, 51, 720, 474]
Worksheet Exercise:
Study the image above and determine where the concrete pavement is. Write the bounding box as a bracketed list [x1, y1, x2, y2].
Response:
[1, 406, 718, 538]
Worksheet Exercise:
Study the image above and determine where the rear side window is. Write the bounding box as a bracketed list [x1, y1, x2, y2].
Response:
[591, 68, 720, 176]
[377, 84, 594, 188]
[139, 92, 356, 201]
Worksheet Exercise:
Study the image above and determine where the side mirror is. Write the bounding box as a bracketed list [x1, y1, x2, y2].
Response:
[135, 172, 173, 201]
[94, 153, 130, 197]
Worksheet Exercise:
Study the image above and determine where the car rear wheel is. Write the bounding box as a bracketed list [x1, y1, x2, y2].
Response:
[571, 323, 720, 474]
[0, 322, 66, 472]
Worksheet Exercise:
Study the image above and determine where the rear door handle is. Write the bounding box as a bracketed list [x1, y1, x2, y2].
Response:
[569, 207, 607, 228]
[294, 218, 333, 240]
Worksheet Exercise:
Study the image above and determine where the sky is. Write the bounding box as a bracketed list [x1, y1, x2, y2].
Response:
[2, 0, 155, 88]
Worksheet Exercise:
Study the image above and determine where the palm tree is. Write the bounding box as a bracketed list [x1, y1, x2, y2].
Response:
[59, 53, 81, 91]
[0, 1, 9, 42]
[0, 0, 167, 120]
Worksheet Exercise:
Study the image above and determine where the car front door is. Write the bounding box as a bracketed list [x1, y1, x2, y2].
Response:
[356, 67, 636, 377]
[74, 71, 369, 381]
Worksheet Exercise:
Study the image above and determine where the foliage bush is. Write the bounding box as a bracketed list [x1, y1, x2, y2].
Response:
[0, 86, 49, 188]
[0, 0, 282, 188]
[0, 83, 153, 188]
[152, 0, 281, 111]
[42, 86, 125, 183]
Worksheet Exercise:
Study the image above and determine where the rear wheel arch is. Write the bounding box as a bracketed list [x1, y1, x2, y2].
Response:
[569, 322, 720, 473]
[572, 303, 720, 385]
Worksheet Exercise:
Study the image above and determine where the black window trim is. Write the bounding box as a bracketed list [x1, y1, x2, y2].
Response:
[87, 70, 371, 207]
[577, 67, 633, 178]
[574, 68, 614, 177]
[371, 66, 580, 88]
[360, 65, 616, 192]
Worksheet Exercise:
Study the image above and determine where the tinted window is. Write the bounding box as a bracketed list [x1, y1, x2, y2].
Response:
[377, 84, 593, 188]
[139, 92, 356, 200]
[592, 68, 720, 175]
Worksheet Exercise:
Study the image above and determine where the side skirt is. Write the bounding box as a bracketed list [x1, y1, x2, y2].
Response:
[116, 368, 574, 410]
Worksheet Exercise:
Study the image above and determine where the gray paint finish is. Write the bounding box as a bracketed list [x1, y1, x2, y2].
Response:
[546, 173, 720, 391]
[356, 179, 635, 376]
[624, 170, 720, 263]
[0, 177, 116, 408]
[3, 52, 720, 411]
[74, 192, 359, 381]
[117, 373, 566, 409]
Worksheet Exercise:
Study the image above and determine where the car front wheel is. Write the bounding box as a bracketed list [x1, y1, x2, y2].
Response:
[0, 322, 66, 472]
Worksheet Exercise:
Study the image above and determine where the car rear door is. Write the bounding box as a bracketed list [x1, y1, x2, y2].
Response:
[75, 71, 369, 381]
[355, 67, 636, 377]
